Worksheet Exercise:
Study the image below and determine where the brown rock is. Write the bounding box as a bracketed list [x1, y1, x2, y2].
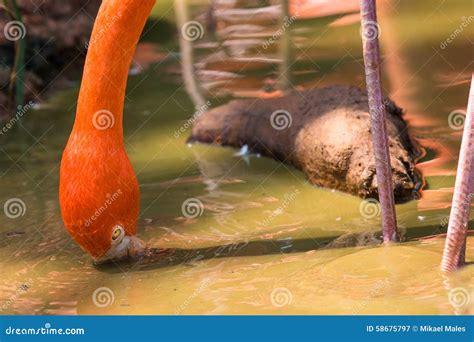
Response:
[188, 85, 422, 202]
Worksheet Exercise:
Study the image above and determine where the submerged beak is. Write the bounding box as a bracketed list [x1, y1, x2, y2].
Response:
[94, 236, 146, 264]
[127, 236, 147, 259]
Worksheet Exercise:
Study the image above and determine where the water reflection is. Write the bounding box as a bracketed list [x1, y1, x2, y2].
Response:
[0, 0, 472, 315]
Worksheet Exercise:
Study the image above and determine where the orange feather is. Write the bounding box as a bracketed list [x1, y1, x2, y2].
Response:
[59, 0, 156, 258]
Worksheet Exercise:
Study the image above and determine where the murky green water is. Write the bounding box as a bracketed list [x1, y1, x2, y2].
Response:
[0, 0, 472, 315]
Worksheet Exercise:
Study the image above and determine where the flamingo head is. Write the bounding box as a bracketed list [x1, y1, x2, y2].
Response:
[59, 181, 145, 263]
[60, 188, 146, 263]
[94, 225, 146, 263]
[59, 137, 144, 263]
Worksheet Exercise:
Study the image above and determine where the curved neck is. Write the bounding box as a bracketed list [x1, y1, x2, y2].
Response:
[73, 0, 156, 141]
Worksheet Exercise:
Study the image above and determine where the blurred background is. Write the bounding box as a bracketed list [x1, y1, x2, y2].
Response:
[0, 0, 472, 315]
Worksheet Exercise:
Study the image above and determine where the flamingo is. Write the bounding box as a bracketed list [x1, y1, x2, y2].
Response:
[59, 0, 156, 262]
[441, 73, 474, 272]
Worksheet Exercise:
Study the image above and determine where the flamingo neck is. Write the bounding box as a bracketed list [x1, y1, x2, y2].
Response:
[72, 0, 156, 141]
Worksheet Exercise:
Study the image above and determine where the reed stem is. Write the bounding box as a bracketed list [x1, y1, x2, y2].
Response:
[359, 0, 398, 242]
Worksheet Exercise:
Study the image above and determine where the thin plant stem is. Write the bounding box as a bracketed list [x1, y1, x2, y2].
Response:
[359, 0, 398, 242]
[278, 0, 291, 93]
[3, 0, 26, 111]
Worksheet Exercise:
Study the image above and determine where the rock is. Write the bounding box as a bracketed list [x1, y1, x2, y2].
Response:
[188, 85, 422, 202]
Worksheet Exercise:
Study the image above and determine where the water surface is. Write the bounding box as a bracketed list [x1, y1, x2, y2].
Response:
[0, 0, 472, 315]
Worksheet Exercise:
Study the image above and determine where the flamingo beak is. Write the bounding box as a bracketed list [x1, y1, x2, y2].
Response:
[94, 235, 146, 264]
[127, 235, 147, 259]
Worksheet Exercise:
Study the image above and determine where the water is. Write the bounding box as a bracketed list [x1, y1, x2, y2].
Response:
[0, 0, 472, 315]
